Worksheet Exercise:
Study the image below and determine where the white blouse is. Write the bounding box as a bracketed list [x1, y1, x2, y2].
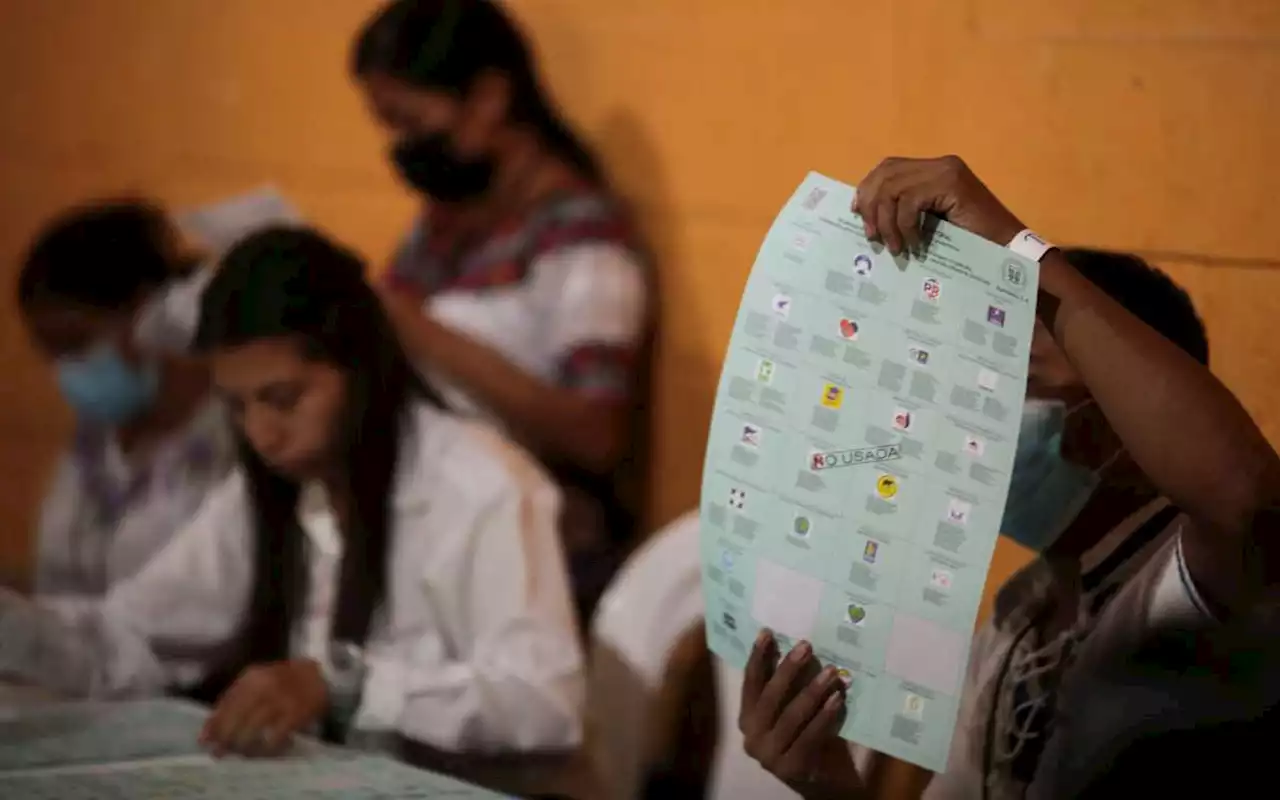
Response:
[35, 398, 235, 603]
[0, 403, 585, 754]
[424, 242, 649, 421]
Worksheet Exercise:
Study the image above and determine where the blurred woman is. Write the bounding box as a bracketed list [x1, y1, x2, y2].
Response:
[353, 0, 653, 623]
[16, 200, 234, 602]
[0, 227, 585, 780]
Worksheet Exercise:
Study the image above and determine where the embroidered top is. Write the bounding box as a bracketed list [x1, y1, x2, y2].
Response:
[385, 185, 653, 608]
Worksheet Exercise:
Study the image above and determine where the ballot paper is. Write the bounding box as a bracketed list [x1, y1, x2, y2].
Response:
[0, 699, 208, 772]
[699, 173, 1040, 771]
[0, 698, 510, 798]
[173, 185, 305, 256]
[0, 754, 511, 800]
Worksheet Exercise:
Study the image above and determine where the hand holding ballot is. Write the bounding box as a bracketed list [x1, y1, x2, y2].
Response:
[853, 155, 1026, 255]
[740, 631, 866, 800]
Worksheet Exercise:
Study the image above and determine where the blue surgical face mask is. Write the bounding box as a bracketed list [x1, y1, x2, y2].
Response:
[1000, 398, 1114, 551]
[55, 343, 159, 426]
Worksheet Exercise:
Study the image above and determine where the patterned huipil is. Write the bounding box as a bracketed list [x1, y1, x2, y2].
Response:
[384, 184, 652, 622]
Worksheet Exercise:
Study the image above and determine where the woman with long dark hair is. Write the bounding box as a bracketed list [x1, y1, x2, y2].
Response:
[0, 227, 584, 766]
[353, 0, 653, 624]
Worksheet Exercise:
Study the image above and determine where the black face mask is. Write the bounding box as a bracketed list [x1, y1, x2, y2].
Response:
[391, 133, 495, 204]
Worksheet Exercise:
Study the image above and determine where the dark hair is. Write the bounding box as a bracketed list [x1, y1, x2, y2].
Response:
[16, 198, 177, 313]
[351, 0, 602, 181]
[1063, 248, 1210, 366]
[193, 226, 443, 674]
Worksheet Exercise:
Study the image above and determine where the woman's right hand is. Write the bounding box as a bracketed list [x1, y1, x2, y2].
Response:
[740, 630, 867, 800]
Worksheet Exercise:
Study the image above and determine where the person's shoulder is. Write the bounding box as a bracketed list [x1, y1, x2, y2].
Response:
[530, 184, 637, 250]
[536, 181, 622, 218]
[398, 402, 557, 511]
[198, 466, 251, 517]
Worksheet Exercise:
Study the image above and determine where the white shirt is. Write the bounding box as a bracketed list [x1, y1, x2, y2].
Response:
[35, 398, 235, 603]
[0, 403, 585, 754]
[424, 242, 648, 421]
[132, 265, 217, 354]
[386, 187, 649, 426]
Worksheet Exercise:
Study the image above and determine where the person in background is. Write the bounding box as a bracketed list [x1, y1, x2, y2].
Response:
[15, 199, 234, 603]
[736, 156, 1280, 799]
[352, 0, 653, 625]
[0, 228, 586, 793]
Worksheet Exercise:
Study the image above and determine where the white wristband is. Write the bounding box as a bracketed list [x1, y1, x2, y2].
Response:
[1006, 229, 1055, 262]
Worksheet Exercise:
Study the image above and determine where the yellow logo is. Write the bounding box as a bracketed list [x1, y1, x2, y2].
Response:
[821, 383, 844, 409]
[876, 474, 899, 500]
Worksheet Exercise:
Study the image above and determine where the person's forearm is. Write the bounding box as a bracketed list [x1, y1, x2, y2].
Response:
[1038, 250, 1280, 536]
[379, 289, 625, 472]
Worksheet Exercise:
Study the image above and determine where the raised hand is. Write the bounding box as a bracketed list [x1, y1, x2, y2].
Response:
[854, 155, 1025, 255]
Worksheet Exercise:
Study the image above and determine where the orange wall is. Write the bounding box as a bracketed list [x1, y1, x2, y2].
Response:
[1, 1, 1277, 795]
[2, 0, 1279, 631]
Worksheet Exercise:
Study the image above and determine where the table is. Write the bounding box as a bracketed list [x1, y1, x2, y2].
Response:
[0, 696, 513, 799]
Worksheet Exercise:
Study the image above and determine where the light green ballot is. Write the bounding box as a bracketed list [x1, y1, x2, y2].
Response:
[699, 173, 1039, 772]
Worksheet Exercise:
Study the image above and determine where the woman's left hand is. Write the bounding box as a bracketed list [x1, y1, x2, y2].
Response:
[200, 659, 328, 757]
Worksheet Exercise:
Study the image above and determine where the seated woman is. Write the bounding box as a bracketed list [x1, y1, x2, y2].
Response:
[353, 0, 654, 624]
[0, 227, 585, 773]
[16, 199, 234, 602]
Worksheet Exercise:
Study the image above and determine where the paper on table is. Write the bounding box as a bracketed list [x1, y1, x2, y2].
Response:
[173, 186, 304, 256]
[699, 173, 1039, 772]
[0, 699, 209, 773]
[0, 749, 513, 799]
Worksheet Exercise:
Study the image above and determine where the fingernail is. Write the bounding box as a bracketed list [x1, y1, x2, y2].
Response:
[825, 692, 844, 711]
[755, 629, 771, 649]
[790, 641, 812, 662]
[821, 665, 839, 683]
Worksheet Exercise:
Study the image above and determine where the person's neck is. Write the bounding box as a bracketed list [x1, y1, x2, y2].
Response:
[115, 358, 210, 457]
[1047, 480, 1158, 563]
[452, 134, 573, 230]
[1033, 480, 1158, 638]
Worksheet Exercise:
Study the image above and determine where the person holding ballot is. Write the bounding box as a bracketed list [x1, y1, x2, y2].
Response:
[15, 200, 235, 602]
[0, 227, 585, 787]
[738, 156, 1280, 799]
[353, 0, 653, 624]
